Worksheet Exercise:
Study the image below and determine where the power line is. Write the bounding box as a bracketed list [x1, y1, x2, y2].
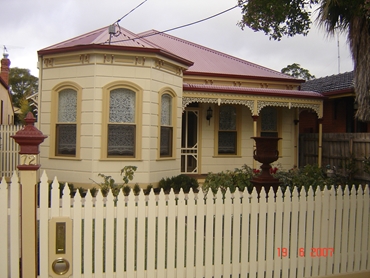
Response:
[105, 2, 246, 45]
[115, 0, 148, 24]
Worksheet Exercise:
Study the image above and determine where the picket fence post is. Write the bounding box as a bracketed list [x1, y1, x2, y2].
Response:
[11, 112, 47, 278]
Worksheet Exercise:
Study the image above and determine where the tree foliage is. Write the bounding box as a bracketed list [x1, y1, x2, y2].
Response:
[9, 67, 38, 108]
[237, 0, 318, 41]
[281, 63, 315, 80]
[9, 67, 38, 124]
[238, 0, 370, 121]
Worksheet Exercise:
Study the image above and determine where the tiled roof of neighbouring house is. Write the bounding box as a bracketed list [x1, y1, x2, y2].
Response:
[300, 71, 354, 94]
[39, 26, 297, 82]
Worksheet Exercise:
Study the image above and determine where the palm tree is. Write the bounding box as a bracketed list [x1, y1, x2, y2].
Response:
[317, 0, 370, 121]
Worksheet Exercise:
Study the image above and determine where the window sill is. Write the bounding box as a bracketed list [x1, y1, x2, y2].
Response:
[99, 157, 143, 161]
[156, 157, 176, 161]
[49, 156, 82, 161]
[212, 155, 242, 158]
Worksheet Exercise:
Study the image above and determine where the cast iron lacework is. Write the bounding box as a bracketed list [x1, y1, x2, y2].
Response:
[161, 94, 172, 125]
[182, 95, 322, 117]
[182, 96, 254, 113]
[257, 100, 322, 117]
[58, 89, 77, 122]
[109, 89, 135, 123]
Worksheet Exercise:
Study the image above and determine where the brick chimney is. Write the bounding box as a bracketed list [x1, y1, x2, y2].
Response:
[1, 53, 11, 86]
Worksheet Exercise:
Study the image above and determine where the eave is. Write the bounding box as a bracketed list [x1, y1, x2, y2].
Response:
[38, 44, 194, 67]
[322, 88, 355, 99]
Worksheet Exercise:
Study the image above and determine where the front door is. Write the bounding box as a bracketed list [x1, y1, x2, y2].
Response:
[181, 109, 199, 174]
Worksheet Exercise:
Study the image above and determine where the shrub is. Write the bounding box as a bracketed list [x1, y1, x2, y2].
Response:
[96, 165, 138, 196]
[203, 164, 256, 195]
[133, 184, 141, 196]
[272, 164, 345, 193]
[158, 174, 199, 194]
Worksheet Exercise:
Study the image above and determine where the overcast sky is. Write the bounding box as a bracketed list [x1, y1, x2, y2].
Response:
[1, 0, 354, 79]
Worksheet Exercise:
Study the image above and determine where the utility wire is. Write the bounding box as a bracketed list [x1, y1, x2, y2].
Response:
[115, 0, 148, 24]
[106, 1, 246, 45]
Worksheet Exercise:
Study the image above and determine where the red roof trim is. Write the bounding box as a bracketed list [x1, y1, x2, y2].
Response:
[184, 71, 305, 84]
[38, 44, 194, 67]
[183, 83, 323, 99]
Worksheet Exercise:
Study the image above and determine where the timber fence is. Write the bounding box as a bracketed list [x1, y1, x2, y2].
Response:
[299, 133, 370, 182]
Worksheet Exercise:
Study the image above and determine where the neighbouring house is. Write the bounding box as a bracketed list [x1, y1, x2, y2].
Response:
[300, 71, 369, 133]
[26, 92, 38, 118]
[37, 26, 324, 186]
[0, 53, 14, 125]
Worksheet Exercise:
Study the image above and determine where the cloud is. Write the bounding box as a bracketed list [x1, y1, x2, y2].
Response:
[0, 0, 353, 78]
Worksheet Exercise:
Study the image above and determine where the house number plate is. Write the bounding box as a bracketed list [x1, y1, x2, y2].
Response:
[20, 154, 36, 165]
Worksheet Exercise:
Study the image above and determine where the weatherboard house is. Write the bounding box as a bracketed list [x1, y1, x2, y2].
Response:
[37, 26, 323, 186]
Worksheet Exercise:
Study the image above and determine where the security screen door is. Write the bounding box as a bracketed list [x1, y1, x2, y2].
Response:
[181, 109, 199, 173]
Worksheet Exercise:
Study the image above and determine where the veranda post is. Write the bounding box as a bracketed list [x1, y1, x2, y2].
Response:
[11, 112, 47, 278]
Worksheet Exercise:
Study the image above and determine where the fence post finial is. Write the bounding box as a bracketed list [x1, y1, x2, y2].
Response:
[11, 112, 47, 170]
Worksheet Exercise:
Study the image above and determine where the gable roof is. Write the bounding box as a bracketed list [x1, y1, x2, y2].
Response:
[300, 71, 354, 95]
[39, 26, 298, 82]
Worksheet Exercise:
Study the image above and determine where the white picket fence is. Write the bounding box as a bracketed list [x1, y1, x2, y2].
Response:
[1, 171, 370, 278]
[0, 174, 20, 278]
[0, 125, 23, 177]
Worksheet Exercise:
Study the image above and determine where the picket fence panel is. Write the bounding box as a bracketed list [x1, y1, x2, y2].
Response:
[0, 125, 23, 177]
[35, 171, 370, 278]
[0, 173, 20, 278]
[2, 171, 370, 278]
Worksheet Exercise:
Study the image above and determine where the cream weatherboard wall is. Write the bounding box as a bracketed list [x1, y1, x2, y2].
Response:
[39, 51, 186, 186]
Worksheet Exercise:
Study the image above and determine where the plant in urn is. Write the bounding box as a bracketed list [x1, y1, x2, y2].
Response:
[251, 137, 281, 195]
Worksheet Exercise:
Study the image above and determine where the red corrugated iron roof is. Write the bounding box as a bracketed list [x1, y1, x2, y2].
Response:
[139, 30, 297, 81]
[39, 26, 299, 82]
[183, 83, 323, 99]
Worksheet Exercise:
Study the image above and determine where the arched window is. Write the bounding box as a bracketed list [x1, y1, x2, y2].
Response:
[56, 89, 77, 156]
[107, 88, 136, 157]
[160, 93, 173, 157]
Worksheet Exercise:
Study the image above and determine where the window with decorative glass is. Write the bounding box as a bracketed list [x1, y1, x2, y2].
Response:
[107, 88, 136, 157]
[218, 105, 237, 155]
[160, 93, 173, 157]
[56, 89, 77, 156]
[260, 106, 278, 137]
